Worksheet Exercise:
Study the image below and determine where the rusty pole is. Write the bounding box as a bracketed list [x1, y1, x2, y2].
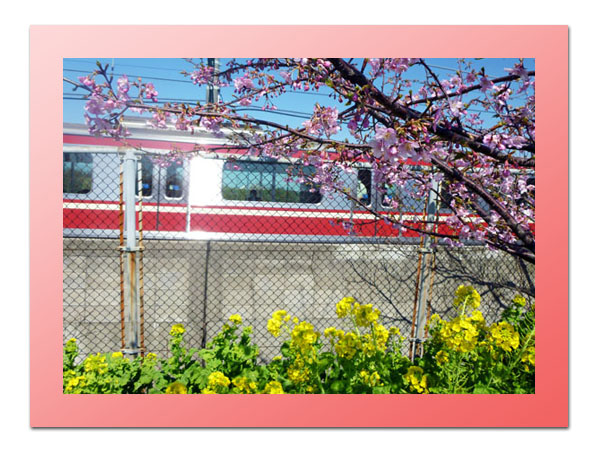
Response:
[137, 158, 145, 357]
[119, 163, 125, 350]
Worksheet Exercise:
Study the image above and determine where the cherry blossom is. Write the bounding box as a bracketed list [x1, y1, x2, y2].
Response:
[67, 58, 536, 263]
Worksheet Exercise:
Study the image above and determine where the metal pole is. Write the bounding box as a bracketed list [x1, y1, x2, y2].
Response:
[121, 149, 141, 357]
[186, 189, 192, 233]
[206, 58, 220, 104]
[201, 241, 211, 349]
[411, 176, 440, 361]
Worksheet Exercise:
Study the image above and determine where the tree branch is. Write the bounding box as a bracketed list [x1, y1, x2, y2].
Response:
[327, 58, 535, 168]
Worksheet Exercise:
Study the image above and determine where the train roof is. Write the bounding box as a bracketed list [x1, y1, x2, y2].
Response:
[63, 116, 244, 147]
[63, 118, 535, 172]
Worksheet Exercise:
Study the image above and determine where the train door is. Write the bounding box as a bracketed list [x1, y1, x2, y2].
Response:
[354, 168, 379, 237]
[355, 167, 404, 238]
[158, 159, 188, 232]
[139, 155, 189, 232]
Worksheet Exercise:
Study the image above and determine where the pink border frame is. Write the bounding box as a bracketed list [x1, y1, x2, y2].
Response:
[30, 25, 568, 427]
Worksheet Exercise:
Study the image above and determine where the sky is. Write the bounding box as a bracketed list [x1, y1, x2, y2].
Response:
[63, 57, 535, 138]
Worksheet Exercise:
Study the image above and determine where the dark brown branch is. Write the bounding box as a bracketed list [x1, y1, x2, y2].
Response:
[407, 70, 535, 106]
[327, 58, 535, 168]
[428, 155, 535, 255]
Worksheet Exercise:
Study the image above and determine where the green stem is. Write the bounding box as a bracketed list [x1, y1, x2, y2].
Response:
[508, 326, 535, 372]
[452, 353, 465, 394]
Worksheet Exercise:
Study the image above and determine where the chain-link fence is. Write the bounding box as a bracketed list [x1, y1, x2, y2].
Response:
[63, 148, 535, 361]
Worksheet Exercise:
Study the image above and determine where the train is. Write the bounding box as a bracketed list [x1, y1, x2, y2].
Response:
[63, 117, 517, 242]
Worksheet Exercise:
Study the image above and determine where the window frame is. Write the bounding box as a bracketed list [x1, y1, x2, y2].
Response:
[135, 155, 155, 199]
[63, 152, 93, 194]
[221, 159, 323, 205]
[163, 160, 186, 201]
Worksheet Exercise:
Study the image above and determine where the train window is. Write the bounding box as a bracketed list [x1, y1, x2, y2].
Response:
[222, 161, 322, 203]
[63, 152, 93, 194]
[357, 169, 372, 205]
[135, 156, 153, 198]
[165, 161, 184, 199]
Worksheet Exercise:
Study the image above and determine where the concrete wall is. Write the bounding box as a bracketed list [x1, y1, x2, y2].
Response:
[63, 238, 534, 362]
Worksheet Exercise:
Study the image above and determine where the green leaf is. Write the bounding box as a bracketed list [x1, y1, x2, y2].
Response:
[317, 354, 334, 372]
[472, 384, 500, 394]
[330, 380, 346, 394]
[373, 386, 391, 394]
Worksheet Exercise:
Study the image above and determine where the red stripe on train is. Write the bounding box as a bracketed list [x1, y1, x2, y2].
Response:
[63, 208, 407, 237]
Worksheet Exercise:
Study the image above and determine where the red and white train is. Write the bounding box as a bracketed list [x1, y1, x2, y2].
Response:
[63, 117, 512, 242]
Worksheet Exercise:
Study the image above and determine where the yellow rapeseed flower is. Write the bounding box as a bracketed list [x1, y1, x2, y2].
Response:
[489, 321, 520, 352]
[336, 297, 355, 318]
[334, 332, 360, 359]
[521, 346, 535, 367]
[439, 317, 479, 352]
[453, 285, 481, 310]
[287, 365, 311, 384]
[427, 314, 443, 331]
[353, 303, 381, 327]
[470, 310, 486, 325]
[373, 323, 390, 351]
[360, 370, 382, 387]
[404, 366, 429, 394]
[233, 376, 258, 394]
[166, 381, 188, 394]
[207, 371, 231, 388]
[228, 314, 243, 325]
[273, 310, 288, 321]
[290, 321, 319, 353]
[267, 317, 283, 337]
[263, 381, 285, 394]
[513, 295, 527, 307]
[435, 350, 449, 365]
[169, 323, 186, 336]
[268, 310, 290, 337]
[83, 353, 108, 374]
[324, 327, 337, 338]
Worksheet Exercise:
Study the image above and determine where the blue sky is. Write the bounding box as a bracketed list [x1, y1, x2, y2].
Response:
[63, 57, 534, 136]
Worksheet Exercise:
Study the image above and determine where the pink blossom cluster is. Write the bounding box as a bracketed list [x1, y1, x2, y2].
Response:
[482, 133, 528, 150]
[200, 115, 225, 135]
[233, 73, 255, 92]
[190, 66, 215, 85]
[70, 58, 535, 261]
[369, 126, 430, 164]
[302, 105, 341, 137]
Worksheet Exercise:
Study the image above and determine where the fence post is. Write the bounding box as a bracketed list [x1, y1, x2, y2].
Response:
[120, 149, 143, 357]
[411, 177, 439, 361]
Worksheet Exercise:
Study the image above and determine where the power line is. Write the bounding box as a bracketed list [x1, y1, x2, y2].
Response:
[63, 68, 193, 84]
[64, 85, 510, 117]
[64, 59, 529, 85]
[64, 66, 333, 97]
[64, 58, 191, 73]
[63, 95, 314, 120]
